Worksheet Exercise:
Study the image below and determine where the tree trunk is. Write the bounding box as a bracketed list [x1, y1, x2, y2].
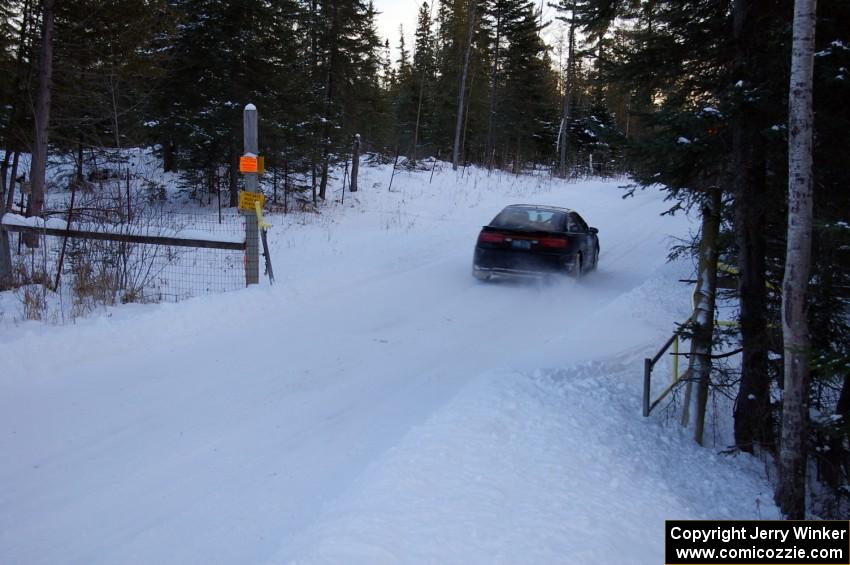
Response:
[0, 151, 17, 291]
[163, 138, 177, 173]
[319, 0, 339, 201]
[0, 227, 11, 289]
[821, 374, 850, 488]
[558, 11, 575, 179]
[731, 0, 773, 454]
[229, 148, 238, 208]
[485, 10, 501, 161]
[691, 187, 722, 446]
[319, 153, 329, 200]
[75, 139, 84, 185]
[6, 152, 20, 213]
[284, 159, 289, 214]
[27, 0, 55, 247]
[460, 62, 474, 167]
[412, 67, 427, 166]
[0, 151, 13, 286]
[776, 0, 816, 520]
[350, 134, 360, 192]
[311, 159, 317, 205]
[1, 153, 9, 204]
[272, 158, 278, 204]
[452, 0, 476, 171]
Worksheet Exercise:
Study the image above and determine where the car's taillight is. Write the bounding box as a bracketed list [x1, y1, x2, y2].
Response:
[538, 237, 568, 249]
[478, 231, 505, 244]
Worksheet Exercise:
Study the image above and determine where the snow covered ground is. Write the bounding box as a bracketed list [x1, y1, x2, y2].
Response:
[0, 162, 778, 564]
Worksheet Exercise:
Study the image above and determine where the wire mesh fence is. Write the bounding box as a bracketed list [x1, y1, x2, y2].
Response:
[6, 208, 246, 321]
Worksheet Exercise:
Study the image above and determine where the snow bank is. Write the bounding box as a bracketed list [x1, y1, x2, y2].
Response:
[281, 365, 777, 565]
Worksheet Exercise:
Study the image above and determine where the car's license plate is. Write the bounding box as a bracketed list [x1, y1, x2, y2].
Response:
[512, 240, 531, 250]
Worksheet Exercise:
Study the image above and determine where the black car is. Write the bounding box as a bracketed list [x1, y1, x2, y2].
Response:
[472, 204, 600, 280]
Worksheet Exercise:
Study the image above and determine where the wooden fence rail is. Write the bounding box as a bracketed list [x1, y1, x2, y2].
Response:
[1, 214, 246, 251]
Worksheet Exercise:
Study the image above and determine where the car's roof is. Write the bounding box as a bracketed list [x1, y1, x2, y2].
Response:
[503, 204, 575, 214]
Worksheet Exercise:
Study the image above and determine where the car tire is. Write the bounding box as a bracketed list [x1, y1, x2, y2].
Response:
[592, 245, 599, 271]
[573, 253, 583, 279]
[472, 266, 491, 281]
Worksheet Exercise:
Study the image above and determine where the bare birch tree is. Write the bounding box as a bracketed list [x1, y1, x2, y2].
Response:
[776, 0, 817, 519]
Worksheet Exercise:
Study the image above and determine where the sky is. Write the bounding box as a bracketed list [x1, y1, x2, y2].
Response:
[372, 0, 422, 55]
[372, 0, 565, 63]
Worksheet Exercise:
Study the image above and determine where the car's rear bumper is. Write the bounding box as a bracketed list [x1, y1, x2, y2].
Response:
[473, 265, 555, 280]
[473, 247, 576, 278]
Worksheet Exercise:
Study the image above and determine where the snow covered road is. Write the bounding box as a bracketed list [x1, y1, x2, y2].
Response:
[0, 166, 777, 564]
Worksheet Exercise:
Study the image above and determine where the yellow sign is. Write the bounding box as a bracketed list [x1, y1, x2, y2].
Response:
[239, 191, 265, 212]
[258, 155, 265, 175]
[239, 155, 258, 174]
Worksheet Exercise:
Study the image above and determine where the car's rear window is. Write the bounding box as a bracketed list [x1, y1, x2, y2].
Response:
[490, 208, 565, 232]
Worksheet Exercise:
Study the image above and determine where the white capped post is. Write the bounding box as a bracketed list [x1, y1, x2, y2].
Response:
[244, 103, 259, 285]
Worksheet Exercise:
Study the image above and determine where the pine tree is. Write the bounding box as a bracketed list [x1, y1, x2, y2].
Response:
[727, 0, 789, 455]
[499, 1, 557, 169]
[349, 1, 392, 152]
[452, 0, 477, 170]
[381, 39, 395, 92]
[808, 4, 850, 507]
[481, 0, 521, 166]
[432, 0, 467, 155]
[0, 4, 20, 135]
[50, 1, 171, 152]
[0, 0, 32, 196]
[409, 1, 436, 164]
[0, 0, 29, 288]
[392, 26, 413, 153]
[553, 0, 577, 177]
[312, 0, 387, 199]
[574, 0, 756, 443]
[152, 0, 305, 205]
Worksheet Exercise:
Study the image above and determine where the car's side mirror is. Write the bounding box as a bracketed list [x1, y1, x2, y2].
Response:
[589, 227, 599, 234]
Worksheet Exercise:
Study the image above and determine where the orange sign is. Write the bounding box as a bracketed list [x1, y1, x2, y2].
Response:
[239, 155, 258, 173]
